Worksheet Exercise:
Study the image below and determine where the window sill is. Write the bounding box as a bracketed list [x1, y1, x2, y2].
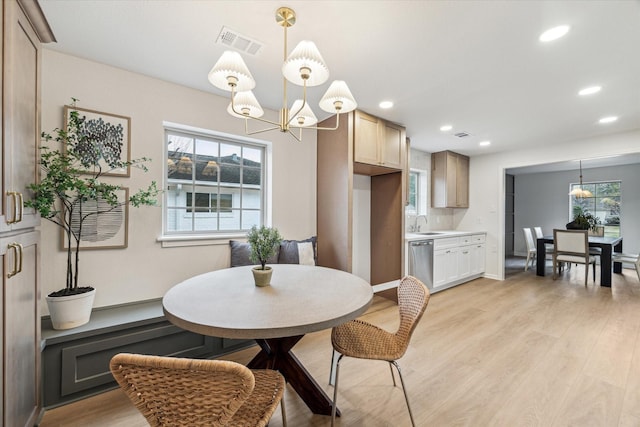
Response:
[157, 233, 247, 248]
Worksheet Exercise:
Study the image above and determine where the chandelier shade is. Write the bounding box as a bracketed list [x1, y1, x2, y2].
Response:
[227, 91, 264, 118]
[282, 40, 330, 87]
[208, 6, 356, 141]
[569, 160, 593, 198]
[208, 51, 256, 92]
[290, 99, 318, 127]
[319, 80, 358, 114]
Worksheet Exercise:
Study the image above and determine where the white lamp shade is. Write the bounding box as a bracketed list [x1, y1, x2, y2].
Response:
[290, 99, 318, 127]
[282, 40, 329, 87]
[319, 80, 357, 113]
[569, 188, 593, 198]
[227, 90, 264, 118]
[208, 51, 256, 92]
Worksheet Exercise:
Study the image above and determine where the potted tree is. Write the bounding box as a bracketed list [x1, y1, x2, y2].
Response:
[247, 225, 282, 287]
[26, 100, 159, 329]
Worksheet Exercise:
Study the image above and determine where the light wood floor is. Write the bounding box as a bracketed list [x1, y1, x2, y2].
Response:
[40, 262, 640, 426]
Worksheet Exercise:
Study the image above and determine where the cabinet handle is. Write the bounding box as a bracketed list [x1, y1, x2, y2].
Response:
[5, 192, 23, 224]
[462, 251, 469, 254]
[6, 192, 17, 224]
[16, 192, 23, 223]
[7, 242, 23, 278]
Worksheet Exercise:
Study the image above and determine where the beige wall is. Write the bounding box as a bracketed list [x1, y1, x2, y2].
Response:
[40, 50, 317, 312]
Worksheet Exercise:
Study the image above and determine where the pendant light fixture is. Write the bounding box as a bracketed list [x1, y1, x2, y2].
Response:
[208, 7, 357, 142]
[569, 160, 593, 198]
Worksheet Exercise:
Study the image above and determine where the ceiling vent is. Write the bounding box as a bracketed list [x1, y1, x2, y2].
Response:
[454, 132, 470, 138]
[216, 26, 263, 56]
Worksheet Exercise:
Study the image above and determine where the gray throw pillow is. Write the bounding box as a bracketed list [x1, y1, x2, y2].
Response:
[229, 240, 279, 267]
[278, 236, 317, 265]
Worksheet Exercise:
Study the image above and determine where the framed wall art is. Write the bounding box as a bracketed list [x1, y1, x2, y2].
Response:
[64, 106, 132, 177]
[61, 187, 129, 250]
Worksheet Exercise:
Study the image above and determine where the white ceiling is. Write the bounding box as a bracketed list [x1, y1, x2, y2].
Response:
[39, 0, 640, 159]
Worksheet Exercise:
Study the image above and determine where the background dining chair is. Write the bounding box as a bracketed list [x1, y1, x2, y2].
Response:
[612, 252, 640, 281]
[552, 229, 596, 286]
[533, 226, 555, 263]
[523, 228, 537, 271]
[110, 353, 287, 427]
[329, 275, 430, 427]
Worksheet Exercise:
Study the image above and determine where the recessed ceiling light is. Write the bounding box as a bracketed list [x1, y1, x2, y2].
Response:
[379, 101, 393, 109]
[578, 86, 602, 96]
[539, 25, 570, 42]
[599, 116, 618, 124]
[440, 125, 452, 132]
[479, 140, 491, 146]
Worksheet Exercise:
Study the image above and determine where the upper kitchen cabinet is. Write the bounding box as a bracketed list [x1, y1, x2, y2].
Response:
[1, 0, 54, 233]
[353, 110, 405, 174]
[431, 150, 469, 208]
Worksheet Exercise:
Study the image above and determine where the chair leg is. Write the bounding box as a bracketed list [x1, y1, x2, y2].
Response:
[391, 361, 416, 427]
[388, 362, 397, 387]
[280, 394, 287, 427]
[525, 253, 530, 271]
[329, 349, 339, 386]
[584, 263, 588, 286]
[593, 261, 596, 283]
[331, 354, 344, 427]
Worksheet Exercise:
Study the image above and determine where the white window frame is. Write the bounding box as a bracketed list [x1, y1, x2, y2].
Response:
[568, 179, 621, 237]
[159, 122, 272, 247]
[406, 168, 428, 215]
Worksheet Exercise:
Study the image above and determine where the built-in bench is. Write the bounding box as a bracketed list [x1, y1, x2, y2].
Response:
[41, 299, 254, 408]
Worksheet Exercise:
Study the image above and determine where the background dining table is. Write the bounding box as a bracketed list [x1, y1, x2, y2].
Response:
[162, 264, 373, 416]
[536, 234, 623, 286]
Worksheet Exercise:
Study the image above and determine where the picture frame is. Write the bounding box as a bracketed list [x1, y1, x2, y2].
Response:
[61, 187, 130, 250]
[64, 105, 132, 177]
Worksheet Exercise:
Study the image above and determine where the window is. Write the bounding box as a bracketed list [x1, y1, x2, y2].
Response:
[569, 180, 621, 237]
[406, 171, 419, 214]
[164, 126, 267, 236]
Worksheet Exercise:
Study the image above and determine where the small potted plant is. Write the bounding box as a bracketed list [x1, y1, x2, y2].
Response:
[26, 99, 159, 329]
[247, 225, 282, 287]
[567, 206, 601, 232]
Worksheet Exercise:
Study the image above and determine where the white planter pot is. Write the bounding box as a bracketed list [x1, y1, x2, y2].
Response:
[46, 289, 96, 330]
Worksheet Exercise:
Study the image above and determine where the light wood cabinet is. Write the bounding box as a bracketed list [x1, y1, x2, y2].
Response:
[354, 110, 405, 171]
[317, 110, 407, 294]
[1, 1, 53, 425]
[431, 150, 469, 208]
[1, 231, 40, 426]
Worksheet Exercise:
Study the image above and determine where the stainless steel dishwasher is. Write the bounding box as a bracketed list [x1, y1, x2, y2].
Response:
[408, 240, 434, 289]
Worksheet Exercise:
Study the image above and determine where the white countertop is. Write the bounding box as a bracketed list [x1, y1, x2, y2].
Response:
[405, 230, 486, 241]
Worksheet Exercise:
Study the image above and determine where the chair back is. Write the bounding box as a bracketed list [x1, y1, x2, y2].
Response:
[110, 353, 255, 427]
[553, 229, 589, 256]
[523, 228, 536, 253]
[534, 227, 544, 239]
[396, 276, 430, 349]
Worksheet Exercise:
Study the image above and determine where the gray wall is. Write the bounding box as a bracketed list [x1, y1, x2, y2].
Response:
[513, 163, 640, 256]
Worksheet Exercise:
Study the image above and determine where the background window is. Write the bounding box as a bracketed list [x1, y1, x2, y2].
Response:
[406, 170, 419, 214]
[569, 180, 621, 237]
[165, 128, 266, 234]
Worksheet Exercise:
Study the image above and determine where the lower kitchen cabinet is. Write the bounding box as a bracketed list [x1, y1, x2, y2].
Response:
[432, 234, 485, 291]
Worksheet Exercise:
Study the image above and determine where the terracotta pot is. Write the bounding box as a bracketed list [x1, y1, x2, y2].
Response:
[252, 266, 273, 287]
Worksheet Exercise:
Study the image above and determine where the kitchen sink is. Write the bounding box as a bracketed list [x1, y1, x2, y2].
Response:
[415, 232, 444, 235]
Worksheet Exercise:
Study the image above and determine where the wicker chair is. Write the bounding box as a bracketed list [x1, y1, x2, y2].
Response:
[330, 275, 430, 427]
[109, 353, 286, 427]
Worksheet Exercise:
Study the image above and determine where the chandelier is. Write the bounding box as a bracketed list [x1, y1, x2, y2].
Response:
[208, 7, 357, 142]
[569, 160, 593, 198]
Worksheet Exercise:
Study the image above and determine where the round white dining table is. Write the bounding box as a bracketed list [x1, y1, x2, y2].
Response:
[163, 264, 373, 416]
